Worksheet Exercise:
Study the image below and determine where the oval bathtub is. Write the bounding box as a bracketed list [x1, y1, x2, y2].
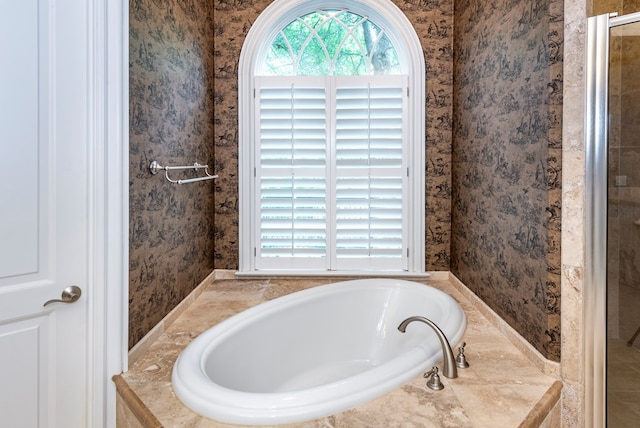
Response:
[172, 278, 466, 425]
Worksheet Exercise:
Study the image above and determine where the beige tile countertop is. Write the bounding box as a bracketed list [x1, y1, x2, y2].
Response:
[116, 273, 562, 428]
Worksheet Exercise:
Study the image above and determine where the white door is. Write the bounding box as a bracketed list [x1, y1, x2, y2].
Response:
[0, 0, 90, 426]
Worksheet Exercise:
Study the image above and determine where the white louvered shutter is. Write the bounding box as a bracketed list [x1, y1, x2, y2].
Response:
[333, 76, 408, 270]
[254, 75, 408, 271]
[255, 77, 330, 270]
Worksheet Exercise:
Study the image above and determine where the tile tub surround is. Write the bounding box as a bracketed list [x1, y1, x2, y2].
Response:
[116, 275, 561, 427]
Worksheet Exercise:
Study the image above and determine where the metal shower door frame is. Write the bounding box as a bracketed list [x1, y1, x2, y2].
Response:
[585, 11, 640, 428]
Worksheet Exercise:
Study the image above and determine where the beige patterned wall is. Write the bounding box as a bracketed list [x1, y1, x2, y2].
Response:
[212, 0, 455, 271]
[451, 0, 563, 361]
[129, 0, 216, 348]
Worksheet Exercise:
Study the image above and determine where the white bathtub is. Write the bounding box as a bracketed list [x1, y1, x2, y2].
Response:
[172, 278, 466, 425]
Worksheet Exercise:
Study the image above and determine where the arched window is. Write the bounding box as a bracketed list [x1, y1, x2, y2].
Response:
[261, 10, 400, 76]
[238, 0, 425, 274]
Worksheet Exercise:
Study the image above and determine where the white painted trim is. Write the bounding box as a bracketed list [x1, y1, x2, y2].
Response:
[234, 270, 432, 278]
[87, 0, 128, 426]
[238, 0, 425, 273]
[87, 0, 102, 424]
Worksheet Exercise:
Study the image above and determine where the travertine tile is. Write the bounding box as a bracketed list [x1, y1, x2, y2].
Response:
[119, 276, 560, 427]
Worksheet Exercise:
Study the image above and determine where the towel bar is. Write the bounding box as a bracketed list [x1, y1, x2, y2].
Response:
[149, 160, 218, 184]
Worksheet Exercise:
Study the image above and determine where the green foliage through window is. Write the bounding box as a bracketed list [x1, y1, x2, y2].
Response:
[262, 10, 400, 76]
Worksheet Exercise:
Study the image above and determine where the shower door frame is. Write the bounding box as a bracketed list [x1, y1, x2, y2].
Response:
[585, 11, 640, 427]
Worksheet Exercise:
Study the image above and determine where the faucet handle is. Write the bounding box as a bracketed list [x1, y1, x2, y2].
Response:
[423, 366, 444, 390]
[456, 342, 470, 368]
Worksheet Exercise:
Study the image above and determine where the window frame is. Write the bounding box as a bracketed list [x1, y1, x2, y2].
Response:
[238, 0, 425, 274]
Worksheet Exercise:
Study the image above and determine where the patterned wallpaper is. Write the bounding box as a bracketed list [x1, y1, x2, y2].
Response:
[127, 0, 564, 361]
[129, 0, 216, 348]
[212, 0, 454, 271]
[451, 0, 563, 361]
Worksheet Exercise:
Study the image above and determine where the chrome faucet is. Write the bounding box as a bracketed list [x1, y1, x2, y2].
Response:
[397, 316, 458, 378]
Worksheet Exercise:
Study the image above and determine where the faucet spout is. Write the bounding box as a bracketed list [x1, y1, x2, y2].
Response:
[397, 316, 458, 378]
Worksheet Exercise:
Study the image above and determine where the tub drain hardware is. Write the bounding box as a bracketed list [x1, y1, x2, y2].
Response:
[424, 366, 444, 390]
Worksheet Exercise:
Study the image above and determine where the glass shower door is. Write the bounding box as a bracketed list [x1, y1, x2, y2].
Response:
[587, 11, 640, 427]
[607, 16, 640, 427]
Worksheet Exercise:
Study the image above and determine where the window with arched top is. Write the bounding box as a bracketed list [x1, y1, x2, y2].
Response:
[261, 10, 400, 76]
[238, 0, 425, 274]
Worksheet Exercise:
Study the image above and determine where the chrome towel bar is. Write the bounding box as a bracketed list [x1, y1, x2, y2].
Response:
[149, 160, 218, 184]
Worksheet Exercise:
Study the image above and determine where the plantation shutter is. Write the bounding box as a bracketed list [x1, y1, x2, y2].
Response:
[333, 76, 408, 270]
[254, 75, 408, 271]
[255, 77, 330, 270]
